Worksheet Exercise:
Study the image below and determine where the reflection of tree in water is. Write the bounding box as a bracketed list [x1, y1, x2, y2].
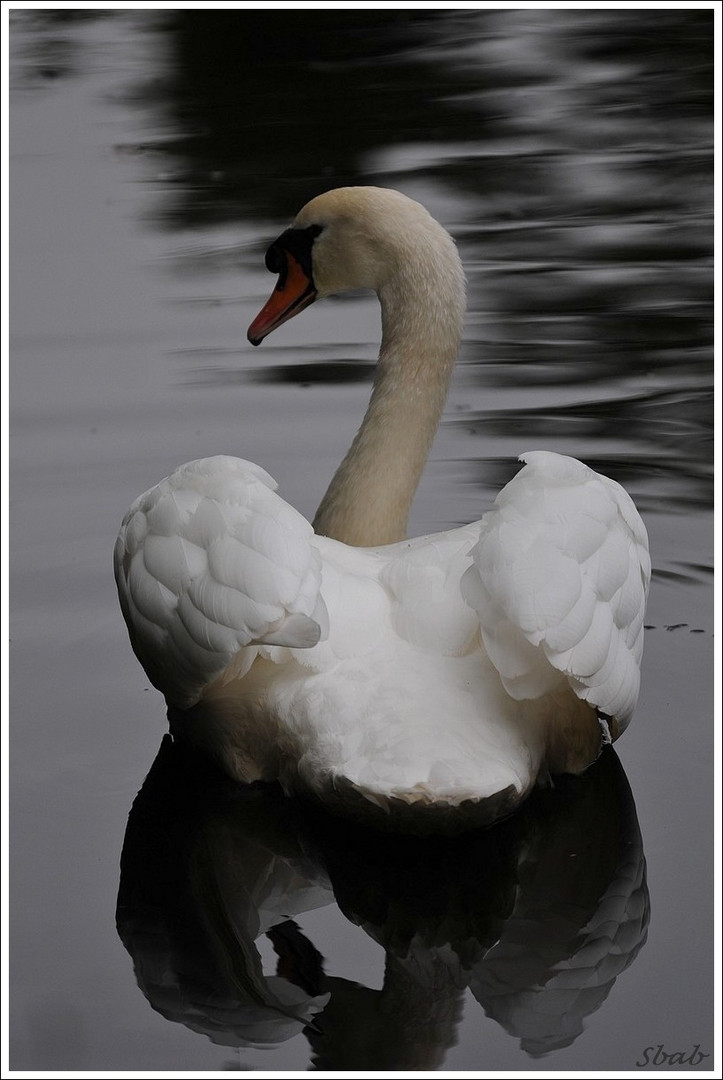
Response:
[11, 8, 713, 229]
[174, 10, 711, 218]
[145, 9, 713, 229]
[154, 9, 485, 225]
[117, 736, 649, 1070]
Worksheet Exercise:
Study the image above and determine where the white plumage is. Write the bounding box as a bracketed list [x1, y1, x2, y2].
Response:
[116, 456, 328, 709]
[463, 451, 649, 728]
[115, 188, 650, 831]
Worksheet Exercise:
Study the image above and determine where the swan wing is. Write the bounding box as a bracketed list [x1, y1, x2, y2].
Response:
[462, 451, 650, 730]
[114, 456, 328, 709]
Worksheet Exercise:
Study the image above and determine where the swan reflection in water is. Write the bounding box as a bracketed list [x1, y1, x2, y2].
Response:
[116, 736, 649, 1069]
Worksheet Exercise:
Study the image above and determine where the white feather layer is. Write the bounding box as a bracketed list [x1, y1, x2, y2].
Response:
[461, 451, 651, 730]
[114, 456, 328, 709]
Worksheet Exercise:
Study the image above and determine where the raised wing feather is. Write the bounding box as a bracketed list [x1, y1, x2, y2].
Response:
[114, 456, 328, 709]
[462, 452, 650, 730]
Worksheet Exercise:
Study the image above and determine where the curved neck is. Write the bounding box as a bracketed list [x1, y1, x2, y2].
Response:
[312, 268, 464, 546]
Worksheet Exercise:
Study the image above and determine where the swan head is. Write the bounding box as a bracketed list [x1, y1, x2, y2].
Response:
[248, 186, 465, 346]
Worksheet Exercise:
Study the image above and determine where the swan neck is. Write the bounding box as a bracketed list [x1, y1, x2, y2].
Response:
[313, 268, 464, 547]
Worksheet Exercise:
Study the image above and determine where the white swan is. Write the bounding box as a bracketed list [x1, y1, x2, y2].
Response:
[114, 186, 650, 830]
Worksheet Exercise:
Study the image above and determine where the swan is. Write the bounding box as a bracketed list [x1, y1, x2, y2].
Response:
[114, 186, 650, 831]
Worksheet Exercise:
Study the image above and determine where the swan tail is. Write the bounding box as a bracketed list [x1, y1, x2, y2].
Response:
[462, 451, 651, 735]
[114, 456, 328, 709]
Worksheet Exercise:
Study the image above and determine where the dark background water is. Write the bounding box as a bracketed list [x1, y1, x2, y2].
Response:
[9, 8, 715, 1073]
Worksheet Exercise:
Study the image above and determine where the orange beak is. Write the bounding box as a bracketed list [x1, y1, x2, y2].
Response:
[247, 253, 317, 346]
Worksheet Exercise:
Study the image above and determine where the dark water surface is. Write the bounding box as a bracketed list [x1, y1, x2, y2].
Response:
[9, 9, 715, 1073]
